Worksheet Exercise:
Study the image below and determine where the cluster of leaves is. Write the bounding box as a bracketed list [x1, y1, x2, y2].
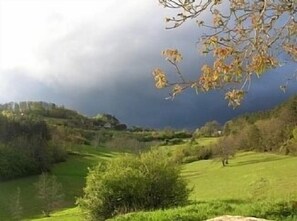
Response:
[78, 149, 190, 221]
[153, 0, 296, 107]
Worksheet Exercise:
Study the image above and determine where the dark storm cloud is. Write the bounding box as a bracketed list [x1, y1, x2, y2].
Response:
[36, 11, 200, 91]
[1, 66, 296, 129]
[0, 1, 296, 129]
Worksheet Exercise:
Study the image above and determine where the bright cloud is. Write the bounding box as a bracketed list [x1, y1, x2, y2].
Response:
[0, 0, 161, 88]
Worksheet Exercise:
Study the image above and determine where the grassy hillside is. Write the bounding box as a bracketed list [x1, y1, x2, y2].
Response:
[184, 151, 297, 201]
[27, 150, 297, 221]
[0, 145, 118, 221]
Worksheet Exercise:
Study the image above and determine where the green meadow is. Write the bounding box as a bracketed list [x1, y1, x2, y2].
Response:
[184, 151, 297, 202]
[1, 140, 295, 221]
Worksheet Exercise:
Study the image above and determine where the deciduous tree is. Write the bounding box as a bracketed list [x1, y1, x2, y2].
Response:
[35, 173, 64, 217]
[8, 187, 23, 221]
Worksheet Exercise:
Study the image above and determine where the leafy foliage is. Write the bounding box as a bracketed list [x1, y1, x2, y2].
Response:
[153, 0, 296, 107]
[78, 149, 190, 220]
[212, 136, 236, 166]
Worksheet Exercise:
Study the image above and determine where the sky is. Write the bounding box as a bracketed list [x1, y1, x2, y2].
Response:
[0, 0, 296, 129]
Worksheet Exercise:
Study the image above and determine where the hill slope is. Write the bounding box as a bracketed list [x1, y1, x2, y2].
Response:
[0, 101, 126, 130]
[29, 151, 297, 221]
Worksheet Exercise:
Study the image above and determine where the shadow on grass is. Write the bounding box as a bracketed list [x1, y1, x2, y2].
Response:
[182, 171, 202, 178]
[68, 150, 113, 159]
[220, 199, 249, 204]
[229, 156, 288, 167]
[189, 199, 248, 205]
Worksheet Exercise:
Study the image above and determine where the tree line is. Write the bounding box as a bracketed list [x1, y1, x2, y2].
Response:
[215, 96, 297, 164]
[0, 115, 66, 180]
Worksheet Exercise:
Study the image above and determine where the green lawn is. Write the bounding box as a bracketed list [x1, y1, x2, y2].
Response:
[183, 151, 297, 201]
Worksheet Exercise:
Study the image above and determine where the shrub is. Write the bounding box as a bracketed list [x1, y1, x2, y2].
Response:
[35, 173, 64, 217]
[78, 149, 190, 220]
[249, 201, 297, 220]
[165, 138, 184, 145]
[171, 145, 213, 164]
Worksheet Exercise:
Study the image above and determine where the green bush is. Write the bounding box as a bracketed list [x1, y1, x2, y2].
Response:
[165, 138, 184, 145]
[171, 145, 213, 164]
[249, 201, 297, 220]
[0, 144, 36, 180]
[78, 149, 190, 220]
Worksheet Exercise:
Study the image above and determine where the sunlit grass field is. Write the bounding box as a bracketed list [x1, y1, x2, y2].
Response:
[110, 152, 297, 221]
[184, 151, 297, 201]
[1, 138, 297, 220]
